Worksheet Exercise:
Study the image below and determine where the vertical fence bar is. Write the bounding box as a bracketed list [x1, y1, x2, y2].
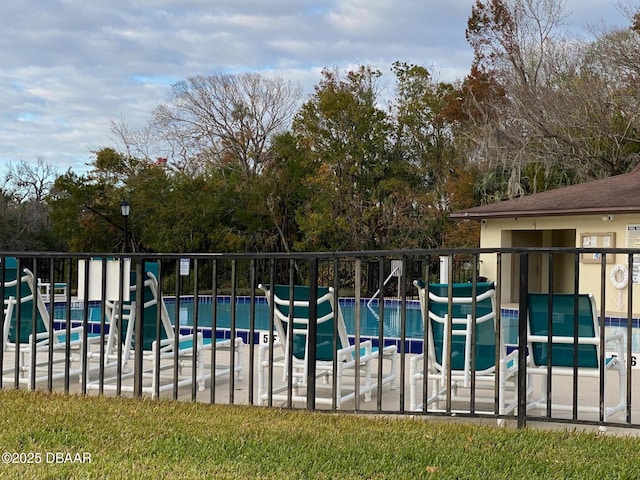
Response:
[599, 255, 607, 422]
[377, 256, 385, 409]
[63, 258, 73, 393]
[517, 253, 529, 429]
[32, 257, 40, 391]
[469, 255, 478, 414]
[420, 257, 430, 413]
[545, 253, 554, 418]
[81, 257, 90, 395]
[626, 253, 633, 424]
[572, 253, 580, 420]
[47, 259, 56, 392]
[116, 257, 125, 396]
[287, 260, 295, 408]
[332, 258, 339, 410]
[229, 258, 237, 405]
[306, 257, 318, 410]
[267, 259, 276, 407]
[191, 259, 200, 401]
[134, 258, 144, 398]
[445, 254, 454, 413]
[398, 255, 407, 412]
[354, 258, 362, 411]
[173, 258, 181, 400]
[494, 252, 502, 416]
[99, 258, 108, 395]
[210, 259, 218, 404]
[153, 260, 163, 399]
[13, 257, 21, 389]
[248, 259, 256, 405]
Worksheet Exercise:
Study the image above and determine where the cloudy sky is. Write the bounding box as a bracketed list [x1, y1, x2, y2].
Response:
[0, 0, 632, 176]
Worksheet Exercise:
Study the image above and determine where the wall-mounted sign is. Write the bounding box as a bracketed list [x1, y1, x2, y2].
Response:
[580, 232, 615, 264]
[626, 225, 640, 285]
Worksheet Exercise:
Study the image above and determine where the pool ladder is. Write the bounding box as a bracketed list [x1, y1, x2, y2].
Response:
[366, 265, 401, 320]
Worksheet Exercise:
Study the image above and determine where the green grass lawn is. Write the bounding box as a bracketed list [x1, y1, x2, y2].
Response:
[0, 390, 638, 479]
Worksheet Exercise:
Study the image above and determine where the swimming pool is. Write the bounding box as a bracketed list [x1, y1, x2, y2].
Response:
[57, 296, 640, 355]
[163, 296, 425, 340]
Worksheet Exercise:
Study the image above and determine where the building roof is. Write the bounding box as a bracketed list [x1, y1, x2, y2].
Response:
[450, 167, 640, 220]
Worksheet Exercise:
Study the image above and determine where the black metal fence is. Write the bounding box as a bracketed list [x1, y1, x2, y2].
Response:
[1, 248, 638, 431]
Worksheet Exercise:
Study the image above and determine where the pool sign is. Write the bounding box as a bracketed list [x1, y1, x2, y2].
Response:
[626, 225, 640, 284]
[180, 258, 190, 276]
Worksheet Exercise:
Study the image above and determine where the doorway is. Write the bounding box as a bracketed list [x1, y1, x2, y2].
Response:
[509, 229, 576, 302]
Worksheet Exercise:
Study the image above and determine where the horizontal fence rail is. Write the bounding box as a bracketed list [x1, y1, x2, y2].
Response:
[0, 248, 638, 430]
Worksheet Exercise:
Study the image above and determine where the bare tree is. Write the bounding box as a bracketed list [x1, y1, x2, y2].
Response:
[4, 157, 58, 202]
[151, 73, 303, 178]
[0, 158, 62, 250]
[464, 0, 640, 199]
[109, 115, 159, 163]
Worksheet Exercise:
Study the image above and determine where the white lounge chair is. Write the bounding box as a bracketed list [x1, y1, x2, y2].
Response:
[2, 257, 83, 388]
[257, 284, 397, 408]
[87, 263, 243, 397]
[526, 292, 626, 422]
[410, 280, 519, 418]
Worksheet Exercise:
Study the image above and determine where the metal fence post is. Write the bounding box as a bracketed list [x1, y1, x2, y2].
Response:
[517, 253, 529, 428]
[133, 259, 144, 397]
[306, 257, 318, 410]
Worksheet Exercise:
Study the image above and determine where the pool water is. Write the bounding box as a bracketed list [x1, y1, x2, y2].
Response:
[164, 297, 425, 339]
[58, 297, 640, 354]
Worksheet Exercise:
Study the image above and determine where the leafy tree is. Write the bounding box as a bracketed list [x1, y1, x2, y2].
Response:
[389, 62, 475, 248]
[48, 168, 126, 252]
[293, 66, 393, 251]
[390, 62, 457, 187]
[48, 148, 164, 253]
[91, 147, 142, 185]
[236, 132, 312, 254]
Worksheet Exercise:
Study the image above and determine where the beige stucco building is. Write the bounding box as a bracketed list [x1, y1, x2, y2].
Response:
[451, 167, 640, 316]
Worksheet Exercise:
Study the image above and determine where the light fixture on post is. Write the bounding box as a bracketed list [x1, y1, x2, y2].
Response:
[120, 198, 130, 253]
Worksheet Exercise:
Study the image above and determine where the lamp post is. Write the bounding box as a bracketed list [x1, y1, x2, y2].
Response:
[120, 199, 130, 253]
[120, 197, 138, 395]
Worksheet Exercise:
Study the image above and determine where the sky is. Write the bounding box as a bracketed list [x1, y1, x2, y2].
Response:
[0, 0, 633, 176]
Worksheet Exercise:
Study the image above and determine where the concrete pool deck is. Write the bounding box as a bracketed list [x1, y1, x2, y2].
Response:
[3, 342, 639, 435]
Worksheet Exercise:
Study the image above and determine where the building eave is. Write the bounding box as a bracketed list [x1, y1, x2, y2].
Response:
[450, 206, 640, 221]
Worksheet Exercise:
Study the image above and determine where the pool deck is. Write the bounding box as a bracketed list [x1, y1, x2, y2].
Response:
[4, 342, 640, 435]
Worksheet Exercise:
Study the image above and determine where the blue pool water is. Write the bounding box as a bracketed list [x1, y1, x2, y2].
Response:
[57, 297, 639, 354]
[163, 297, 426, 339]
[56, 297, 425, 338]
